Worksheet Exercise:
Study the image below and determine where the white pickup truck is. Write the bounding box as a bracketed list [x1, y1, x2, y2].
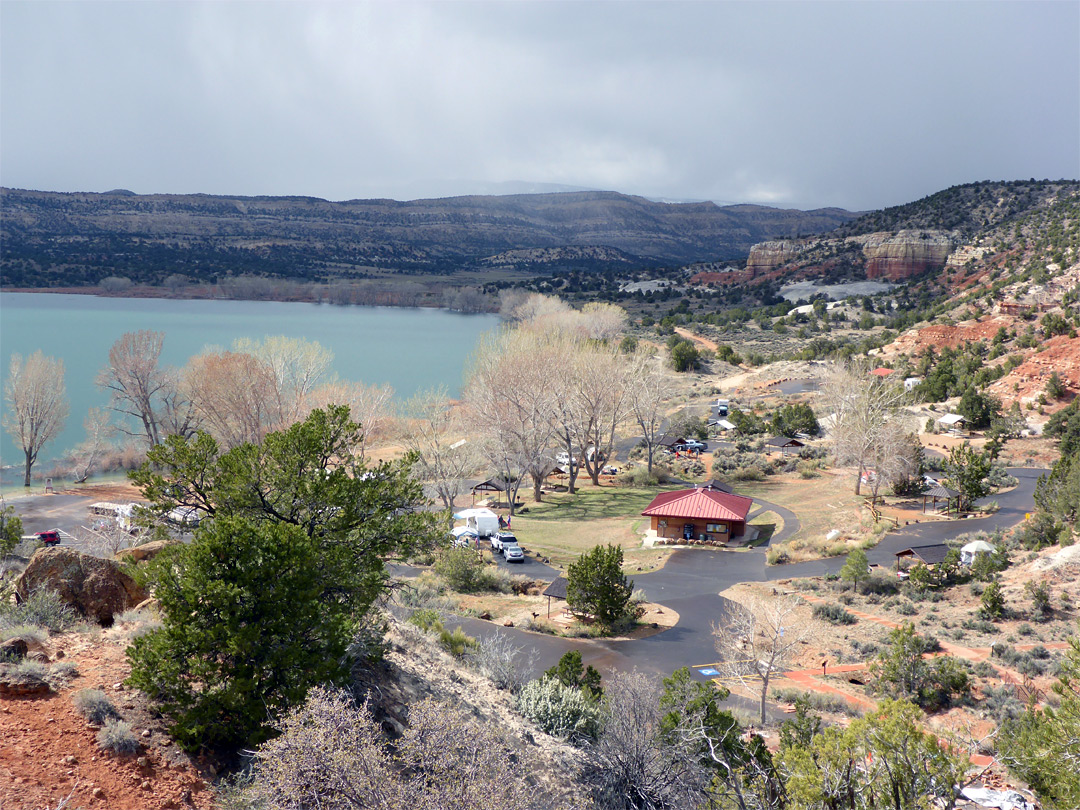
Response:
[489, 531, 517, 552]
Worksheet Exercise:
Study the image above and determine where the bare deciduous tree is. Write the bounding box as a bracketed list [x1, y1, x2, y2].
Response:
[308, 380, 395, 459]
[712, 592, 815, 725]
[233, 335, 334, 425]
[71, 407, 116, 484]
[583, 670, 709, 810]
[400, 387, 477, 510]
[96, 330, 175, 449]
[823, 360, 911, 495]
[627, 348, 669, 474]
[183, 350, 282, 448]
[465, 328, 559, 511]
[3, 351, 69, 486]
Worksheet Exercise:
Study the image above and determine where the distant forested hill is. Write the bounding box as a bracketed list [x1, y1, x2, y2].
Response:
[0, 188, 856, 287]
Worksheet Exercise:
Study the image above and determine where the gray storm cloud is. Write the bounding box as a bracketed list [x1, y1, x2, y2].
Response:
[1, 1, 1076, 210]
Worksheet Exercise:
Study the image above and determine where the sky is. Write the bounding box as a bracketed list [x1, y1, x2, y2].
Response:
[1, 1, 1077, 212]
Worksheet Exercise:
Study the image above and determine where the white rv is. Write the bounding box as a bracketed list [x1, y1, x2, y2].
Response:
[453, 507, 500, 538]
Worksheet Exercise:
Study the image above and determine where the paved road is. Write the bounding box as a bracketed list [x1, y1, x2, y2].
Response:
[437, 468, 1045, 685]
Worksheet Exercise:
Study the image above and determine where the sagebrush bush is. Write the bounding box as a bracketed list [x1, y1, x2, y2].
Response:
[469, 631, 535, 692]
[515, 677, 602, 742]
[770, 688, 862, 717]
[96, 719, 140, 755]
[0, 588, 78, 634]
[73, 689, 121, 725]
[812, 603, 857, 625]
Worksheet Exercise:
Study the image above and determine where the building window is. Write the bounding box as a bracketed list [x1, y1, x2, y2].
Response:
[706, 523, 728, 533]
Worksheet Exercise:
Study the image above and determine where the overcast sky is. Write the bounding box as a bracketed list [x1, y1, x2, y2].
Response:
[2, 1, 1077, 211]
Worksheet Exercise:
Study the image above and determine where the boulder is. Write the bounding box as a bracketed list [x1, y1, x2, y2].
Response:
[15, 548, 147, 626]
[114, 539, 180, 564]
[0, 638, 28, 660]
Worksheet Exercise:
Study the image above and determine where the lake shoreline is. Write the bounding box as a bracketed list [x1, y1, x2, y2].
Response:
[0, 283, 499, 314]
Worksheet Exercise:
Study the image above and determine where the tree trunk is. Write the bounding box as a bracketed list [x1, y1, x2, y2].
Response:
[759, 674, 770, 725]
[533, 477, 543, 502]
[854, 462, 864, 495]
[23, 449, 33, 487]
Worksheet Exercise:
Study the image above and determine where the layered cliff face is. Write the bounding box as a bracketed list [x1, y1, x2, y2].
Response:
[745, 240, 803, 272]
[743, 230, 954, 281]
[852, 230, 954, 280]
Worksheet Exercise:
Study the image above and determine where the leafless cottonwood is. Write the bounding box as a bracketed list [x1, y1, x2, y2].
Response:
[712, 592, 815, 726]
[465, 327, 559, 510]
[572, 342, 633, 486]
[233, 335, 334, 425]
[399, 387, 478, 510]
[822, 360, 912, 495]
[183, 350, 282, 448]
[626, 347, 668, 474]
[3, 351, 69, 486]
[97, 330, 188, 449]
[309, 380, 395, 460]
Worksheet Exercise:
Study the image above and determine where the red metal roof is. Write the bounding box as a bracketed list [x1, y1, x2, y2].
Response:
[869, 367, 895, 377]
[641, 488, 753, 522]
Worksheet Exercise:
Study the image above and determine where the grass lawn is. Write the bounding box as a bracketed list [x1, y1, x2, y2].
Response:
[736, 470, 864, 545]
[748, 511, 781, 546]
[510, 482, 679, 571]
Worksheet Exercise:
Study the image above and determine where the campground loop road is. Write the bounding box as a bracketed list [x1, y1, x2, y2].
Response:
[440, 468, 1047, 687]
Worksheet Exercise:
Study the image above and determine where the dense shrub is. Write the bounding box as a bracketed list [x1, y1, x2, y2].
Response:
[433, 546, 490, 593]
[515, 677, 602, 741]
[812, 603, 857, 625]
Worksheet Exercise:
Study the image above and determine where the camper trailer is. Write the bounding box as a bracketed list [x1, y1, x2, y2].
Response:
[87, 502, 137, 533]
[453, 507, 500, 538]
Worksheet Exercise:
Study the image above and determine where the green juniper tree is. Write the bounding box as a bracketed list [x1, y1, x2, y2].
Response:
[126, 406, 436, 750]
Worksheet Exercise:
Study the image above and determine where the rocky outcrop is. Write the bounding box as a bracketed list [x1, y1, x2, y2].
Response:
[853, 230, 954, 280]
[744, 230, 955, 281]
[114, 539, 180, 564]
[745, 240, 804, 272]
[15, 548, 147, 626]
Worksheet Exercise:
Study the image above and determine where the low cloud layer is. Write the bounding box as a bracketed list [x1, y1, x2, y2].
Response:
[2, 1, 1077, 210]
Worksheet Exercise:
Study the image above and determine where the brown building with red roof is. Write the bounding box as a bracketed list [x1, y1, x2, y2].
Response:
[641, 487, 754, 543]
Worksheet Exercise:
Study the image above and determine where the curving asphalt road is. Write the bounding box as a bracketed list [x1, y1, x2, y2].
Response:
[437, 468, 1046, 688]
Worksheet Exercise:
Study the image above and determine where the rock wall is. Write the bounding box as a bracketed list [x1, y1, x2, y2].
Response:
[854, 230, 954, 280]
[744, 230, 954, 281]
[745, 240, 803, 272]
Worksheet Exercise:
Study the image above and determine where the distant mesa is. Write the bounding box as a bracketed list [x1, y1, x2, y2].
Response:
[103, 188, 136, 196]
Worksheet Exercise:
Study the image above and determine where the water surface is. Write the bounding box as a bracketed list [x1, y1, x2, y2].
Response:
[0, 293, 498, 484]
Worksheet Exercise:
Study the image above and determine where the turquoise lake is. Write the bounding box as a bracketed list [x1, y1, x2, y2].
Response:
[0, 293, 499, 485]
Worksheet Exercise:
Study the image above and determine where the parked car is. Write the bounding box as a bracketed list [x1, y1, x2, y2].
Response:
[34, 530, 62, 547]
[501, 543, 524, 563]
[490, 531, 517, 552]
[676, 439, 707, 452]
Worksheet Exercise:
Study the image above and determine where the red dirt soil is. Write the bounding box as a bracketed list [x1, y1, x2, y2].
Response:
[0, 633, 215, 810]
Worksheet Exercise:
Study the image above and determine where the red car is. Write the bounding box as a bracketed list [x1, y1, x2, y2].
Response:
[35, 530, 62, 547]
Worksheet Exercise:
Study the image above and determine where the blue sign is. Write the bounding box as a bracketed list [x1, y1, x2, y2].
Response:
[697, 668, 719, 676]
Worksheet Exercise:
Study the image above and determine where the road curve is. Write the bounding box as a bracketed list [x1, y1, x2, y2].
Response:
[440, 468, 1046, 684]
